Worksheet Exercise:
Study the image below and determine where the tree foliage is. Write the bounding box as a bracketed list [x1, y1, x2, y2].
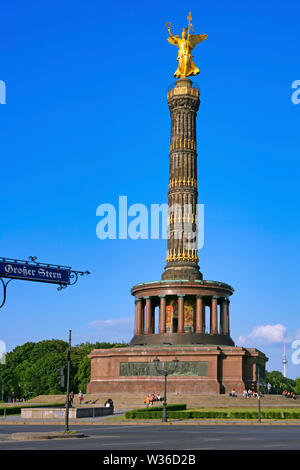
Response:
[294, 378, 300, 395]
[0, 339, 128, 399]
[265, 370, 297, 394]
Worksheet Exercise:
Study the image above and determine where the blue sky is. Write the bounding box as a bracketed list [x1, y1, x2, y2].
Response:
[0, 0, 299, 378]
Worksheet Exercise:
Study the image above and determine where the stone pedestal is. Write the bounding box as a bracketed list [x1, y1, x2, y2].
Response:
[87, 346, 268, 396]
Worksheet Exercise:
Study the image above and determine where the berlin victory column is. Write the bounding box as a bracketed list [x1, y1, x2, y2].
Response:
[88, 13, 267, 395]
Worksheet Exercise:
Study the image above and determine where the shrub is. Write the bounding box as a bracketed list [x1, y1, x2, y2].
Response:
[124, 408, 300, 420]
[124, 403, 186, 419]
[282, 411, 300, 419]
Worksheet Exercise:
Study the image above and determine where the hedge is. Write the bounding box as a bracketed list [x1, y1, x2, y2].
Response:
[125, 409, 300, 420]
[124, 404, 186, 419]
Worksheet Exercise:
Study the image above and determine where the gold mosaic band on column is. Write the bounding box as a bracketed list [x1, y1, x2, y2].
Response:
[167, 213, 197, 224]
[168, 177, 197, 189]
[170, 138, 197, 152]
[166, 248, 199, 263]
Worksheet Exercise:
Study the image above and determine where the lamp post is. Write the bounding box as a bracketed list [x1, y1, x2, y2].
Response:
[257, 366, 262, 423]
[65, 330, 71, 432]
[153, 356, 179, 423]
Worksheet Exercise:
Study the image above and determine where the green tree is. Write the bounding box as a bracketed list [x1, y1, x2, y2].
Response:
[74, 356, 91, 393]
[0, 339, 129, 399]
[265, 370, 296, 394]
[294, 378, 300, 395]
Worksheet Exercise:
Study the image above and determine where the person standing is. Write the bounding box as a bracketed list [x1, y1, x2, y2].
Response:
[78, 390, 83, 404]
[144, 395, 150, 408]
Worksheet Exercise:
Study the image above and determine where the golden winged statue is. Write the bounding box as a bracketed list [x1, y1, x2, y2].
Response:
[166, 12, 207, 79]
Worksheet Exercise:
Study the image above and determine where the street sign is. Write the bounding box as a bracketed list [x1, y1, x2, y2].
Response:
[0, 256, 90, 309]
[0, 260, 70, 285]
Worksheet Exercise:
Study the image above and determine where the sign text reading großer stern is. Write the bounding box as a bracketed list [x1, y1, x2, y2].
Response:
[0, 261, 70, 285]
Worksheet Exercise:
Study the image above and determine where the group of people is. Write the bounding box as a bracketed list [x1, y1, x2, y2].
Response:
[144, 393, 162, 407]
[230, 389, 262, 398]
[282, 390, 296, 400]
[68, 391, 83, 406]
[242, 389, 261, 398]
[8, 397, 27, 403]
[68, 392, 115, 408]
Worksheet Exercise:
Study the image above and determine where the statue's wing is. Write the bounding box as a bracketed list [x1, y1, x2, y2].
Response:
[189, 34, 208, 50]
[167, 35, 180, 47]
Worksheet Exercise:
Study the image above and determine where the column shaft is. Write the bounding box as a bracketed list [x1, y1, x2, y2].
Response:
[178, 295, 185, 333]
[196, 296, 203, 333]
[159, 296, 166, 334]
[134, 301, 138, 335]
[222, 299, 229, 335]
[136, 300, 143, 335]
[211, 297, 218, 335]
[145, 298, 152, 335]
[162, 80, 201, 281]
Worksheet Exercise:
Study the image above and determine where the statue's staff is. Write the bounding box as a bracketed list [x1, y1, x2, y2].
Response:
[187, 11, 193, 40]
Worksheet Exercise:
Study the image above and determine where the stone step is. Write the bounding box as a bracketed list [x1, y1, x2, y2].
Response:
[28, 393, 300, 409]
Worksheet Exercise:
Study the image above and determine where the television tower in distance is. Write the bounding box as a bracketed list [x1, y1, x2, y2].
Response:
[282, 343, 287, 378]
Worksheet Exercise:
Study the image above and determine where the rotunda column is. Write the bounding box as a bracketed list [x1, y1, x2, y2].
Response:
[134, 300, 138, 335]
[159, 296, 166, 334]
[136, 299, 143, 335]
[145, 297, 152, 335]
[196, 295, 203, 333]
[211, 296, 218, 335]
[178, 295, 185, 333]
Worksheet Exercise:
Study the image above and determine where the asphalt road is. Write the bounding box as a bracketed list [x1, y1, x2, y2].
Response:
[0, 424, 299, 450]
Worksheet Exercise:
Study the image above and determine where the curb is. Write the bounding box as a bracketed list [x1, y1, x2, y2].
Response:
[11, 431, 85, 441]
[1, 419, 300, 426]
